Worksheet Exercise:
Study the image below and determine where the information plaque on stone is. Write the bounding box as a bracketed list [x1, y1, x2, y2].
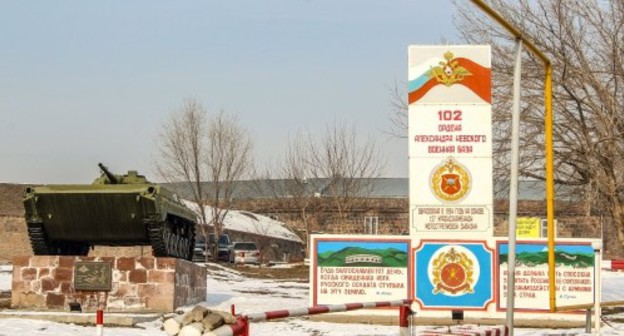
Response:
[74, 262, 112, 291]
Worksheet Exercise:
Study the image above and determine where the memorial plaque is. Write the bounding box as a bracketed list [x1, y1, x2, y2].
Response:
[74, 262, 112, 291]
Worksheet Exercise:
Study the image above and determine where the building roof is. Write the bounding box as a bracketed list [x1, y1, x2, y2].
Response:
[165, 178, 565, 201]
[183, 201, 303, 243]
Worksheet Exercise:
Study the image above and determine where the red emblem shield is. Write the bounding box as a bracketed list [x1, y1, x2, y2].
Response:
[441, 173, 461, 195]
[441, 263, 466, 288]
[436, 262, 471, 294]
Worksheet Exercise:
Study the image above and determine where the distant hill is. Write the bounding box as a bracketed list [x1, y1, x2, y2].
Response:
[317, 246, 408, 267]
[499, 250, 594, 268]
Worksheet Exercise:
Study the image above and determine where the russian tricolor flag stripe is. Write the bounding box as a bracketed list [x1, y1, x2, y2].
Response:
[408, 57, 492, 104]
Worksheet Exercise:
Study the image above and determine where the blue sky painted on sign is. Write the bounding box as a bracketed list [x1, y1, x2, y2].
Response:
[317, 241, 408, 254]
[498, 243, 594, 255]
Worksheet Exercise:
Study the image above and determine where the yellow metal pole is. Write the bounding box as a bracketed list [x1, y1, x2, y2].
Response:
[469, 0, 549, 64]
[468, 0, 557, 312]
[544, 64, 556, 312]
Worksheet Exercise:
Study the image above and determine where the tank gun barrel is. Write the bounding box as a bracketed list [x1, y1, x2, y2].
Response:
[98, 163, 118, 184]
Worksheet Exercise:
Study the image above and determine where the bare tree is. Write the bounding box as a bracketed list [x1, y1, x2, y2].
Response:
[155, 98, 209, 233]
[277, 122, 385, 244]
[155, 99, 253, 260]
[386, 80, 409, 140]
[453, 0, 624, 251]
[204, 110, 253, 259]
[281, 132, 317, 255]
[307, 121, 386, 231]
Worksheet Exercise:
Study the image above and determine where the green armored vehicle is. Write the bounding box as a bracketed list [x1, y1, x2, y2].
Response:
[23, 163, 196, 260]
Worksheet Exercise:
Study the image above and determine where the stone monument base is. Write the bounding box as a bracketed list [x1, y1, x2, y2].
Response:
[11, 256, 206, 313]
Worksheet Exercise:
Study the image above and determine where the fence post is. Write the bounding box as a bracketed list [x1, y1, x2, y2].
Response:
[96, 309, 104, 336]
[240, 317, 249, 336]
[399, 303, 412, 336]
[210, 299, 412, 336]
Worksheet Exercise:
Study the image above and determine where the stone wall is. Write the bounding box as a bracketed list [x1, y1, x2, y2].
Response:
[11, 256, 206, 313]
[173, 258, 208, 309]
[231, 197, 409, 236]
[0, 184, 34, 263]
[235, 197, 608, 239]
[493, 200, 600, 236]
[0, 216, 32, 263]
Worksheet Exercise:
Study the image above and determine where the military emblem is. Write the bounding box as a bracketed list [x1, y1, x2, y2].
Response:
[427, 51, 472, 87]
[430, 246, 478, 296]
[430, 157, 470, 203]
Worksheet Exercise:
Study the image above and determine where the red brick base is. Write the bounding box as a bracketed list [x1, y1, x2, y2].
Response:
[11, 256, 206, 312]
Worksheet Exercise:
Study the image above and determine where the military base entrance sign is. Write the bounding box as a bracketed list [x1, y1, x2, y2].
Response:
[408, 46, 497, 312]
[309, 45, 599, 324]
[409, 46, 493, 238]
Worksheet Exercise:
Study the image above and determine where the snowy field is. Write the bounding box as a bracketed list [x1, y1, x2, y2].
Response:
[1, 264, 624, 335]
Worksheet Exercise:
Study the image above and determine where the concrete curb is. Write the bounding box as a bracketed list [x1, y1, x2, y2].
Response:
[309, 314, 587, 328]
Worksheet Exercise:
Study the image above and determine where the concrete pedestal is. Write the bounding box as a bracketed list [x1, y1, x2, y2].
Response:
[11, 256, 206, 312]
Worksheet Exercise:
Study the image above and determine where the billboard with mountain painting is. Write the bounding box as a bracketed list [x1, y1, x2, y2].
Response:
[312, 237, 411, 306]
[497, 242, 595, 311]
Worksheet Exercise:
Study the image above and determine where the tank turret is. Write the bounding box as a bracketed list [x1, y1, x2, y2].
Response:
[23, 163, 196, 260]
[93, 163, 149, 185]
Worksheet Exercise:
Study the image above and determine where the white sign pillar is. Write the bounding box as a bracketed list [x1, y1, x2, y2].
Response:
[593, 241, 602, 335]
[506, 39, 523, 336]
[408, 46, 493, 239]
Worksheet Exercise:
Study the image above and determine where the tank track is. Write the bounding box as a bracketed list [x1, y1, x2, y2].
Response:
[27, 222, 89, 256]
[146, 220, 167, 256]
[146, 217, 194, 260]
[27, 222, 51, 255]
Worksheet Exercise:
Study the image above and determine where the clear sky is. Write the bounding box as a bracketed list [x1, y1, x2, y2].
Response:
[1, 1, 460, 184]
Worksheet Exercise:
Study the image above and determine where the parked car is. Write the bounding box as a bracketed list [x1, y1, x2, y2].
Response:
[208, 233, 232, 262]
[228, 242, 260, 265]
[192, 238, 211, 263]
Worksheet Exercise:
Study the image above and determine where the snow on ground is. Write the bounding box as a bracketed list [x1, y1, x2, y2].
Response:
[601, 270, 624, 302]
[0, 318, 163, 336]
[1, 264, 624, 335]
[204, 262, 307, 313]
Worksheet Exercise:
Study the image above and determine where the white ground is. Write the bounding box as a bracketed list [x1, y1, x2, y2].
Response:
[1, 264, 624, 335]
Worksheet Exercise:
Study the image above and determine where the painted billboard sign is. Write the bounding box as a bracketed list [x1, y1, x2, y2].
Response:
[312, 236, 411, 306]
[408, 45, 493, 238]
[497, 242, 595, 311]
[414, 241, 493, 310]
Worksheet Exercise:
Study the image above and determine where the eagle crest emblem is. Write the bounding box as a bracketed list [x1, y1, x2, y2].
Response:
[427, 51, 472, 86]
[430, 247, 475, 296]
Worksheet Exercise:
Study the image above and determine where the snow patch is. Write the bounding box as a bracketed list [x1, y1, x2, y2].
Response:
[183, 201, 302, 243]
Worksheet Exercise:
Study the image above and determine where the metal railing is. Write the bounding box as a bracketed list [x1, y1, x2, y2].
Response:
[205, 299, 413, 336]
